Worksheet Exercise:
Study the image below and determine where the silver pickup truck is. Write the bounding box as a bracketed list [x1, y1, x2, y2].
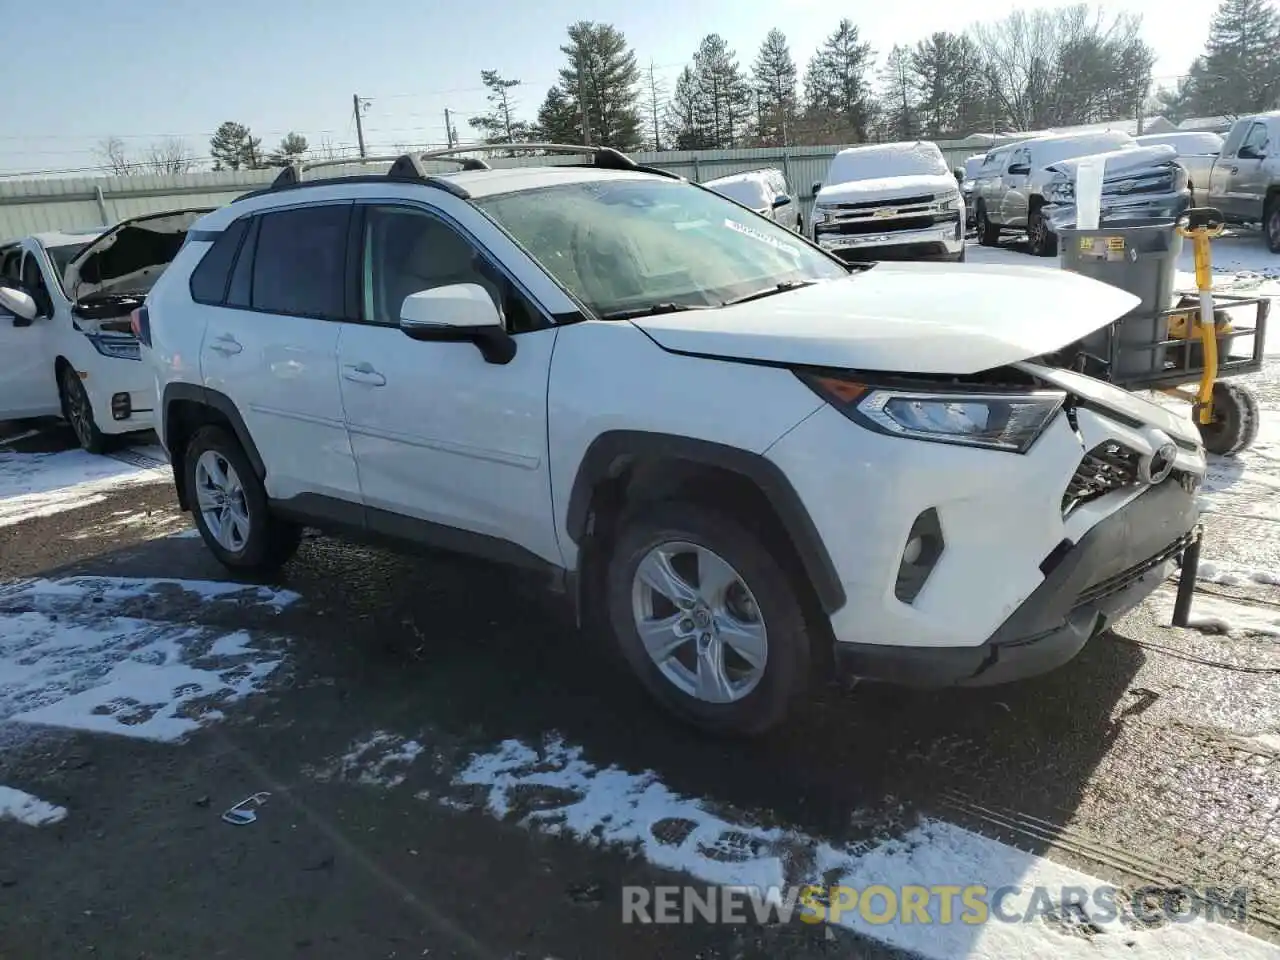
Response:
[1135, 131, 1222, 205]
[1204, 111, 1280, 252]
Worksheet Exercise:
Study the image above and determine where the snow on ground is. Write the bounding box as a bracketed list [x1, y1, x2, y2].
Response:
[314, 731, 1278, 959]
[0, 447, 169, 527]
[0, 577, 293, 744]
[0, 785, 67, 827]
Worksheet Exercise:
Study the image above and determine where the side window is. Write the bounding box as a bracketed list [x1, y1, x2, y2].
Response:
[20, 253, 52, 316]
[251, 204, 351, 319]
[361, 205, 541, 334]
[225, 217, 260, 309]
[189, 217, 249, 305]
[1240, 122, 1269, 158]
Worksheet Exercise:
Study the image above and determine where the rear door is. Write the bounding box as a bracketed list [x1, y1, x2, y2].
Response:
[197, 202, 361, 508]
[0, 245, 59, 420]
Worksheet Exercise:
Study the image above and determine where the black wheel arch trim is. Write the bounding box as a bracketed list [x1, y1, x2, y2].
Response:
[564, 430, 847, 614]
[162, 383, 267, 484]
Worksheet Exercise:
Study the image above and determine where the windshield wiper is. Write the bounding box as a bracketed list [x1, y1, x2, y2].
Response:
[598, 302, 714, 321]
[721, 280, 816, 307]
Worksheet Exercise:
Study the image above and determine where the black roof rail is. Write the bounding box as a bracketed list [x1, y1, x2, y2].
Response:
[408, 143, 683, 180]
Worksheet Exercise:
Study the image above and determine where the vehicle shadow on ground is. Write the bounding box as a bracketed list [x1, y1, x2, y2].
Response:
[45, 530, 1148, 862]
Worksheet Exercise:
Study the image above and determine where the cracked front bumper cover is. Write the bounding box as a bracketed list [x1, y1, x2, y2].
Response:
[833, 481, 1199, 687]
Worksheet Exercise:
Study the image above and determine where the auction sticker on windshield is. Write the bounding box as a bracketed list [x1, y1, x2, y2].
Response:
[723, 218, 801, 257]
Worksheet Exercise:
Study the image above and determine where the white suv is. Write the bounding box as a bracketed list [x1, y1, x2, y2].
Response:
[140, 146, 1207, 736]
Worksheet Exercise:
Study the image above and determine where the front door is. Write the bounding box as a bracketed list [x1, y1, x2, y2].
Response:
[337, 202, 562, 569]
[198, 202, 362, 508]
[0, 249, 58, 420]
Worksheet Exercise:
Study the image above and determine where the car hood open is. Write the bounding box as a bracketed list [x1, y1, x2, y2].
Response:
[628, 262, 1140, 375]
[816, 173, 956, 207]
[63, 208, 213, 302]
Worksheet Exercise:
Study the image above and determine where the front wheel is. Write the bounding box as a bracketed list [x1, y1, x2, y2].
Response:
[58, 365, 109, 454]
[976, 205, 999, 247]
[184, 425, 302, 576]
[1265, 196, 1280, 254]
[1198, 380, 1260, 457]
[1027, 208, 1058, 257]
[605, 502, 810, 737]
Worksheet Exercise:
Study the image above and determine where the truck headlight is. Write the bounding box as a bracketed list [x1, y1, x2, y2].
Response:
[798, 374, 1067, 453]
[1046, 179, 1075, 204]
[812, 206, 830, 224]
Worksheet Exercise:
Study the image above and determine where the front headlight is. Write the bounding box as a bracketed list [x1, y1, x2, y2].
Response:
[1046, 179, 1075, 204]
[812, 206, 831, 224]
[799, 374, 1067, 453]
[87, 335, 141, 361]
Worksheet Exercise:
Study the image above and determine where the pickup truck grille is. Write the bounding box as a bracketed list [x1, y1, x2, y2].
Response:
[1062, 441, 1140, 514]
[816, 211, 959, 237]
[828, 193, 934, 211]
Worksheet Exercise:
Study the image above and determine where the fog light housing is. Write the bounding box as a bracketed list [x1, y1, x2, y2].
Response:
[111, 392, 131, 421]
[895, 508, 944, 604]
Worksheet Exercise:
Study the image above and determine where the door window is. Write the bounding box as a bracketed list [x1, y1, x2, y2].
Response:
[1239, 122, 1269, 159]
[20, 253, 52, 317]
[360, 205, 541, 333]
[250, 204, 351, 319]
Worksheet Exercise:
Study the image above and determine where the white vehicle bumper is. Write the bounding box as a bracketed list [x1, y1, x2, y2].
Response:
[81, 362, 156, 435]
[814, 222, 963, 260]
[767, 398, 1204, 686]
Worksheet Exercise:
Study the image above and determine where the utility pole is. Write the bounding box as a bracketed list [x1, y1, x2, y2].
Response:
[353, 94, 368, 158]
[444, 108, 455, 147]
[578, 53, 591, 145]
[648, 59, 661, 151]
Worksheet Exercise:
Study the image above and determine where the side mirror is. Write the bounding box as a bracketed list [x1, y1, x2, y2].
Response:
[1007, 163, 1031, 176]
[399, 283, 516, 365]
[811, 181, 822, 197]
[771, 194, 792, 209]
[0, 285, 38, 326]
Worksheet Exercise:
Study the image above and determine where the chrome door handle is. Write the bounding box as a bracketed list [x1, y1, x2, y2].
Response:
[210, 334, 242, 355]
[1230, 166, 1239, 174]
[342, 363, 386, 386]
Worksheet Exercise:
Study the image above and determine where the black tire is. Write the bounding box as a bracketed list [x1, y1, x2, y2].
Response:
[976, 204, 999, 247]
[1027, 207, 1058, 257]
[604, 501, 810, 737]
[1198, 380, 1260, 457]
[1265, 195, 1280, 255]
[183, 425, 301, 576]
[58, 364, 109, 454]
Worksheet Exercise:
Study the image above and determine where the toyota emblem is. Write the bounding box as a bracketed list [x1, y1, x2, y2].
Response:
[1141, 441, 1178, 484]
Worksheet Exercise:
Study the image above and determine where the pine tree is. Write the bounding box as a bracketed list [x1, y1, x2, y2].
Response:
[209, 121, 263, 171]
[558, 21, 643, 150]
[468, 70, 532, 145]
[692, 34, 753, 148]
[752, 28, 798, 146]
[911, 32, 994, 136]
[268, 132, 309, 167]
[1186, 0, 1280, 116]
[802, 19, 876, 143]
[666, 66, 711, 150]
[535, 85, 581, 142]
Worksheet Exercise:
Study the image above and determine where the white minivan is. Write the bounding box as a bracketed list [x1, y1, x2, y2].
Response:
[0, 209, 210, 451]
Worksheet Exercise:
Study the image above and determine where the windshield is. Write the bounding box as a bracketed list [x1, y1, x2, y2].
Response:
[45, 241, 90, 277]
[825, 142, 948, 184]
[476, 178, 848, 316]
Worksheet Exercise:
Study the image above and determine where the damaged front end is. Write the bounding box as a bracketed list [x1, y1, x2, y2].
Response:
[63, 208, 212, 360]
[1042, 145, 1191, 232]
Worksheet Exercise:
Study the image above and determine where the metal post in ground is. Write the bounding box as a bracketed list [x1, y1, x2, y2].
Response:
[1172, 527, 1203, 627]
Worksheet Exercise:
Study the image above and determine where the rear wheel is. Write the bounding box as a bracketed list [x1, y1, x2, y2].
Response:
[1197, 380, 1260, 457]
[976, 204, 999, 247]
[605, 502, 810, 737]
[184, 425, 302, 576]
[58, 365, 109, 454]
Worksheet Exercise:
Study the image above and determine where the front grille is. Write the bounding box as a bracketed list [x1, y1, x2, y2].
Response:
[828, 193, 934, 210]
[1074, 533, 1194, 607]
[817, 211, 958, 237]
[1062, 441, 1141, 514]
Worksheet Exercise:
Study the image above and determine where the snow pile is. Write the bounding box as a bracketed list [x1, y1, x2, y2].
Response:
[0, 448, 168, 527]
[0, 786, 67, 827]
[826, 141, 948, 182]
[0, 577, 291, 743]
[306, 731, 426, 789]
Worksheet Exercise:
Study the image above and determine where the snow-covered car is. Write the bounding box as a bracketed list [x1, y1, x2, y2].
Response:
[701, 169, 803, 233]
[809, 141, 965, 262]
[1042, 145, 1191, 233]
[140, 145, 1206, 736]
[0, 209, 211, 451]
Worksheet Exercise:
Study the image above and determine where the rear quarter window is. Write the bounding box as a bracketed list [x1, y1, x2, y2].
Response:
[188, 218, 249, 305]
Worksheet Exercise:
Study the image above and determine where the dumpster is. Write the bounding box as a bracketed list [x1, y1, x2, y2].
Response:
[1057, 218, 1183, 379]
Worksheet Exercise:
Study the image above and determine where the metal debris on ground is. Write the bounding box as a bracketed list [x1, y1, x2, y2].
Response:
[221, 791, 271, 825]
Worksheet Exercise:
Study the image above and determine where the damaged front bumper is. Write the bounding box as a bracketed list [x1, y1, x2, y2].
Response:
[834, 479, 1200, 687]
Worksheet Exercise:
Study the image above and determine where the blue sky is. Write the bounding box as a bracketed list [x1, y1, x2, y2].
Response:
[2, 0, 1210, 175]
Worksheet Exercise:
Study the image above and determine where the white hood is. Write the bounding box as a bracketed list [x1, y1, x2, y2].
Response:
[816, 173, 955, 207]
[63, 208, 211, 302]
[1045, 144, 1178, 180]
[629, 262, 1140, 375]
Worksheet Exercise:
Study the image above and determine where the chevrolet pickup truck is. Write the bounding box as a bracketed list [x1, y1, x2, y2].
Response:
[1204, 111, 1280, 252]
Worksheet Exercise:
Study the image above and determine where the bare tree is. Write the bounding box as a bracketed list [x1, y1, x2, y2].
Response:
[145, 137, 196, 175]
[95, 136, 134, 176]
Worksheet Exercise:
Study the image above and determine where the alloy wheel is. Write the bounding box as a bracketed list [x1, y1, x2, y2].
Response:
[195, 450, 251, 552]
[63, 371, 93, 448]
[629, 540, 768, 704]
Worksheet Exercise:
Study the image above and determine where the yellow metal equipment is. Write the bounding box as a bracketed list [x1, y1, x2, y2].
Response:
[1174, 213, 1226, 425]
